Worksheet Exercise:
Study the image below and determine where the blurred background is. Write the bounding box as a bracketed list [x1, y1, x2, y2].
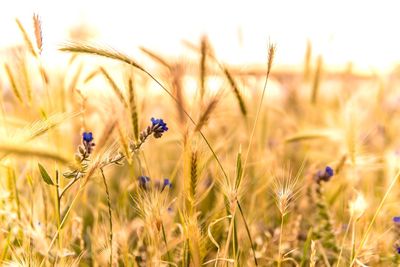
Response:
[1, 0, 399, 73]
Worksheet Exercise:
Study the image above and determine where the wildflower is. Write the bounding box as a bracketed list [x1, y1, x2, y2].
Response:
[139, 176, 151, 190]
[394, 217, 400, 224]
[151, 117, 168, 138]
[161, 178, 172, 192]
[82, 131, 95, 154]
[314, 166, 334, 183]
[83, 132, 93, 142]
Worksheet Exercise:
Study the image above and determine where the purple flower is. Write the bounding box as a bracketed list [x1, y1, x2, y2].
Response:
[151, 118, 168, 138]
[325, 166, 334, 177]
[139, 176, 151, 190]
[82, 132, 95, 154]
[394, 216, 400, 224]
[161, 178, 172, 192]
[83, 132, 93, 142]
[314, 166, 334, 183]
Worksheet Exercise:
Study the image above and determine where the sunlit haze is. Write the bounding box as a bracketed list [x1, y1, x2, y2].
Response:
[1, 0, 399, 73]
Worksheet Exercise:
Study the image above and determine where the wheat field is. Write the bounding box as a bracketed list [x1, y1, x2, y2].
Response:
[1, 14, 400, 267]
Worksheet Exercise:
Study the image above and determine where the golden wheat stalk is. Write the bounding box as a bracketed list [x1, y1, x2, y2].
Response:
[84, 68, 100, 83]
[33, 13, 43, 54]
[140, 47, 171, 69]
[60, 42, 145, 72]
[311, 55, 323, 104]
[0, 142, 70, 164]
[15, 18, 37, 57]
[4, 63, 23, 103]
[128, 77, 139, 141]
[17, 52, 32, 103]
[195, 97, 219, 132]
[223, 68, 247, 117]
[7, 112, 81, 146]
[199, 36, 208, 99]
[99, 67, 128, 108]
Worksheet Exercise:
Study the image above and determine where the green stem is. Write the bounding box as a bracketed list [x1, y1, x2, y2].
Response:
[224, 211, 236, 265]
[55, 170, 62, 249]
[100, 168, 113, 267]
[59, 177, 79, 199]
[237, 200, 258, 266]
[161, 222, 172, 263]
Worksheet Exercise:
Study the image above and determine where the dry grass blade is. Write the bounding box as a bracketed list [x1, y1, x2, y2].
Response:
[39, 65, 49, 84]
[311, 55, 323, 104]
[267, 42, 276, 76]
[84, 68, 101, 83]
[99, 67, 128, 108]
[60, 42, 145, 72]
[171, 64, 186, 124]
[199, 36, 208, 99]
[195, 97, 219, 132]
[190, 151, 198, 202]
[117, 124, 131, 162]
[0, 142, 70, 165]
[33, 13, 43, 54]
[96, 119, 118, 152]
[285, 132, 330, 143]
[140, 47, 171, 69]
[15, 18, 37, 57]
[18, 52, 33, 103]
[128, 77, 139, 141]
[18, 111, 81, 142]
[223, 67, 247, 117]
[4, 63, 23, 103]
[67, 63, 84, 92]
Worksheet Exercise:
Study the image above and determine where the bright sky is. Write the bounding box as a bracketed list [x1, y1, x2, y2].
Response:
[1, 0, 399, 72]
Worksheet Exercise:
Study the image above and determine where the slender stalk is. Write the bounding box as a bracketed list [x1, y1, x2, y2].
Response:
[335, 215, 353, 267]
[11, 169, 21, 220]
[277, 214, 285, 267]
[237, 200, 258, 266]
[350, 219, 356, 264]
[239, 45, 274, 189]
[223, 211, 236, 265]
[59, 177, 79, 199]
[232, 217, 237, 264]
[161, 222, 172, 263]
[350, 168, 400, 266]
[55, 171, 62, 249]
[100, 168, 113, 267]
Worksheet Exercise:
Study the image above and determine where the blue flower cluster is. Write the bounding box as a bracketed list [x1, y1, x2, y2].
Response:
[82, 131, 95, 154]
[314, 166, 334, 183]
[151, 118, 168, 138]
[138, 175, 172, 192]
[83, 132, 93, 142]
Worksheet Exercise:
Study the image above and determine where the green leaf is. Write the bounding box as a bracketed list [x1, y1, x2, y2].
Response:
[300, 228, 313, 267]
[234, 151, 242, 190]
[38, 163, 54, 185]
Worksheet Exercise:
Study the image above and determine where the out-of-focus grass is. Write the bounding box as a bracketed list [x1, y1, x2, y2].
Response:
[1, 15, 400, 267]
